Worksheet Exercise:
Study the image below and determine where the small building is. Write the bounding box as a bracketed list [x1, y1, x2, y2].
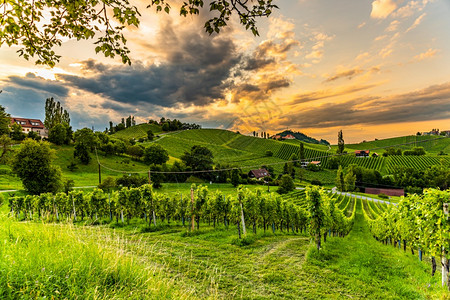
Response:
[248, 168, 270, 180]
[364, 187, 404, 197]
[284, 134, 296, 140]
[10, 117, 48, 138]
[300, 161, 321, 168]
[355, 150, 370, 158]
[271, 135, 281, 140]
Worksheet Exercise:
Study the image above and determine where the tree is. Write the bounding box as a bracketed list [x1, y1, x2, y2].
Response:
[0, 105, 10, 136]
[48, 123, 67, 145]
[143, 144, 169, 165]
[11, 139, 63, 194]
[147, 130, 155, 141]
[1, 1, 278, 66]
[344, 169, 356, 192]
[336, 165, 345, 192]
[127, 145, 144, 160]
[299, 142, 305, 160]
[265, 150, 273, 157]
[27, 130, 41, 141]
[73, 128, 98, 151]
[181, 145, 214, 171]
[231, 169, 241, 187]
[74, 142, 91, 164]
[0, 134, 12, 161]
[337, 130, 344, 154]
[277, 174, 295, 194]
[44, 98, 70, 129]
[307, 186, 324, 250]
[11, 123, 26, 141]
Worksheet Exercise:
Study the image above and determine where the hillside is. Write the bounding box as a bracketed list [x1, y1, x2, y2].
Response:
[111, 123, 163, 140]
[345, 135, 450, 154]
[274, 130, 330, 145]
[1, 128, 448, 189]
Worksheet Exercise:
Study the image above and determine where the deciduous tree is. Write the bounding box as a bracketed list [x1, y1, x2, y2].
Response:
[11, 139, 63, 194]
[1, 0, 278, 66]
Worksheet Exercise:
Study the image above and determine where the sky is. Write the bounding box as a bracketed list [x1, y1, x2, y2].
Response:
[1, 0, 450, 144]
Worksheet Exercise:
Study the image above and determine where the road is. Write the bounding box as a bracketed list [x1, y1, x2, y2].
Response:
[296, 187, 396, 205]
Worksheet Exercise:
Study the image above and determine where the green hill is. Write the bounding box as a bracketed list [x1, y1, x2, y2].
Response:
[345, 135, 450, 154]
[111, 123, 163, 140]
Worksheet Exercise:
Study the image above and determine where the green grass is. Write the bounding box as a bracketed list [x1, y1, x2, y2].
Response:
[1, 196, 448, 298]
[305, 198, 446, 299]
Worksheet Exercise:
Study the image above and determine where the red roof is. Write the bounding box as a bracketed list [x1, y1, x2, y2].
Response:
[10, 117, 45, 129]
[284, 134, 295, 139]
[355, 150, 370, 154]
[248, 169, 270, 179]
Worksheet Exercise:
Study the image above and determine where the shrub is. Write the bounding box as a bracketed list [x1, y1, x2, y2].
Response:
[265, 150, 273, 157]
[378, 193, 389, 199]
[310, 179, 322, 186]
[98, 176, 116, 191]
[116, 174, 147, 188]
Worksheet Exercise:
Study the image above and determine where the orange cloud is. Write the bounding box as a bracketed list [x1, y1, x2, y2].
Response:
[413, 48, 438, 62]
[371, 0, 397, 19]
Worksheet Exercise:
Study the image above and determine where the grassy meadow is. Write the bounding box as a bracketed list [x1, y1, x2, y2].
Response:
[0, 194, 448, 299]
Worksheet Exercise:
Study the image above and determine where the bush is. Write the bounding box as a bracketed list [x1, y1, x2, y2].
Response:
[378, 193, 389, 199]
[310, 179, 322, 186]
[185, 176, 205, 183]
[98, 176, 116, 191]
[116, 174, 147, 188]
[265, 150, 273, 157]
[277, 174, 295, 194]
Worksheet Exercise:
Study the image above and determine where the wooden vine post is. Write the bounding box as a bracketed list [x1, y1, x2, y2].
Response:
[443, 202, 449, 289]
[238, 190, 247, 236]
[191, 187, 195, 231]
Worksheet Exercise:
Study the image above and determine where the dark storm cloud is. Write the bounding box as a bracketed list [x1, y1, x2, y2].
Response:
[7, 73, 69, 97]
[57, 20, 240, 108]
[281, 82, 450, 128]
[0, 87, 47, 119]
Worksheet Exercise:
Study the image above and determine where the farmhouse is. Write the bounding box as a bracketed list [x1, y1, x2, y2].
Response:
[248, 168, 270, 180]
[355, 150, 370, 158]
[284, 134, 295, 140]
[10, 117, 48, 138]
[271, 135, 281, 140]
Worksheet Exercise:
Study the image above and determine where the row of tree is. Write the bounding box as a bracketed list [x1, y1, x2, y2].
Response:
[8, 185, 355, 244]
[364, 188, 450, 288]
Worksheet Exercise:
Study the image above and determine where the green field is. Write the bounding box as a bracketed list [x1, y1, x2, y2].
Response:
[1, 128, 448, 190]
[1, 194, 447, 298]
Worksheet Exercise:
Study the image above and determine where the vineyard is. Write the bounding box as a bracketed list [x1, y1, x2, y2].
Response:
[362, 188, 450, 287]
[346, 135, 448, 153]
[338, 155, 386, 171]
[385, 156, 450, 173]
[7, 185, 356, 242]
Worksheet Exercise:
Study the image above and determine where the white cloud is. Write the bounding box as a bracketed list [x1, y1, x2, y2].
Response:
[406, 13, 426, 32]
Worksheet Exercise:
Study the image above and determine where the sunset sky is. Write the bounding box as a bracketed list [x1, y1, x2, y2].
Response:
[1, 0, 449, 143]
